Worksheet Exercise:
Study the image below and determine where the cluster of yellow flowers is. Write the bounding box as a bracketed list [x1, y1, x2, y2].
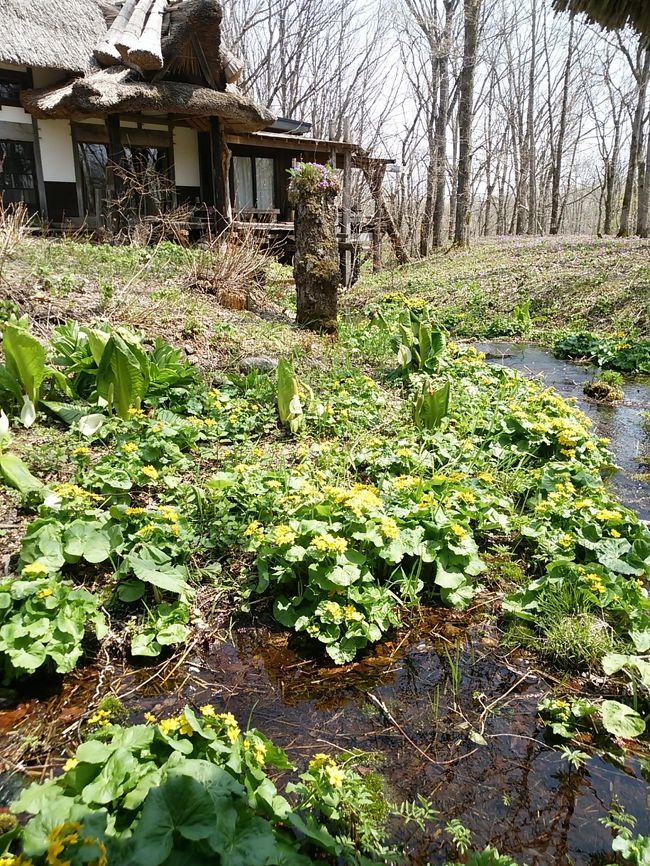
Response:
[581, 571, 606, 595]
[186, 416, 218, 428]
[595, 509, 623, 523]
[46, 821, 107, 866]
[159, 712, 194, 737]
[0, 856, 32, 866]
[51, 483, 101, 501]
[72, 446, 91, 457]
[308, 753, 345, 787]
[242, 737, 267, 765]
[321, 601, 363, 624]
[450, 524, 468, 539]
[379, 517, 400, 540]
[141, 465, 159, 481]
[310, 534, 348, 554]
[273, 525, 297, 546]
[325, 483, 382, 517]
[87, 709, 113, 728]
[22, 561, 50, 577]
[199, 706, 242, 744]
[121, 442, 139, 454]
[36, 587, 54, 599]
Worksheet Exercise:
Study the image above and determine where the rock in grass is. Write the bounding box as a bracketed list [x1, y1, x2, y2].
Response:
[239, 355, 278, 373]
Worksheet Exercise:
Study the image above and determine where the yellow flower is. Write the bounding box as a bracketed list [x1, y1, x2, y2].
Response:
[273, 524, 297, 546]
[159, 717, 181, 735]
[143, 712, 157, 724]
[309, 752, 333, 769]
[266, 480, 281, 489]
[558, 534, 573, 549]
[344, 605, 364, 622]
[595, 509, 622, 522]
[457, 490, 476, 504]
[127, 407, 145, 417]
[159, 506, 179, 523]
[200, 704, 216, 717]
[311, 534, 348, 554]
[125, 507, 146, 515]
[87, 709, 112, 728]
[450, 524, 467, 539]
[178, 712, 193, 736]
[478, 472, 494, 483]
[379, 517, 399, 540]
[22, 561, 50, 577]
[52, 482, 101, 500]
[610, 529, 621, 538]
[323, 601, 344, 623]
[73, 446, 91, 456]
[151, 424, 162, 433]
[226, 724, 240, 744]
[137, 524, 158, 536]
[63, 757, 78, 772]
[325, 764, 345, 788]
[121, 442, 138, 454]
[574, 499, 593, 509]
[141, 465, 159, 481]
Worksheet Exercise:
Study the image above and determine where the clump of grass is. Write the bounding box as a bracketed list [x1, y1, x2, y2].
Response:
[542, 613, 614, 671]
[584, 370, 624, 402]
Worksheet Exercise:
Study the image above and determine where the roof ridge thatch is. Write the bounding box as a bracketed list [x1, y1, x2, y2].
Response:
[553, 0, 650, 38]
[21, 67, 275, 133]
[0, 0, 107, 73]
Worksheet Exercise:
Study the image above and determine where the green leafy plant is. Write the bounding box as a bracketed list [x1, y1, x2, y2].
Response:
[412, 377, 450, 430]
[277, 358, 305, 433]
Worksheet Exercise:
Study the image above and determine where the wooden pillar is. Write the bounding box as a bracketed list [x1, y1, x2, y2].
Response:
[371, 162, 386, 273]
[209, 116, 228, 234]
[30, 117, 48, 223]
[341, 117, 352, 287]
[106, 113, 123, 231]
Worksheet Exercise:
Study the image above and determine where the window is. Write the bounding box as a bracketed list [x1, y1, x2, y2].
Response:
[0, 70, 31, 106]
[0, 140, 37, 209]
[232, 155, 276, 212]
[77, 142, 172, 221]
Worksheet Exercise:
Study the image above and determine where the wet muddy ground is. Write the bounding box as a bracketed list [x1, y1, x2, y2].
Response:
[3, 611, 649, 864]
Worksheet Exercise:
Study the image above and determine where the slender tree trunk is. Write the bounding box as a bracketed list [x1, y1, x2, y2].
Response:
[550, 17, 574, 236]
[432, 0, 456, 248]
[619, 47, 650, 237]
[638, 120, 650, 236]
[603, 107, 623, 235]
[453, 0, 481, 247]
[526, 0, 537, 234]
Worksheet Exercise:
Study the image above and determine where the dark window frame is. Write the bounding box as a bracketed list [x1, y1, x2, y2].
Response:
[0, 138, 38, 210]
[0, 69, 32, 107]
[229, 150, 277, 212]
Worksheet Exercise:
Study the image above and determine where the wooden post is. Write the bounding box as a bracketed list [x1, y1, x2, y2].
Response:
[371, 162, 386, 272]
[30, 117, 48, 223]
[341, 131, 352, 287]
[106, 113, 123, 231]
[209, 116, 228, 234]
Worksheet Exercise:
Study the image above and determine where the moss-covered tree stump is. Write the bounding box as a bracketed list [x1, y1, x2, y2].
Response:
[289, 162, 341, 333]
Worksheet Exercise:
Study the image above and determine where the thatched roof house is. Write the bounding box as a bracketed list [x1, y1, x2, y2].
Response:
[0, 0, 392, 282]
[553, 0, 650, 38]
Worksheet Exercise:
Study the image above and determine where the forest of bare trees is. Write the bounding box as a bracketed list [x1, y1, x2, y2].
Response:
[224, 0, 650, 254]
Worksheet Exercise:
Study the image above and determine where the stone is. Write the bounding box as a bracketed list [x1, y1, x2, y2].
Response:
[239, 355, 279, 373]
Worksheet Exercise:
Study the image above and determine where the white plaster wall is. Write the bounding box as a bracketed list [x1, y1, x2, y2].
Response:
[37, 119, 76, 182]
[173, 127, 200, 187]
[0, 105, 32, 124]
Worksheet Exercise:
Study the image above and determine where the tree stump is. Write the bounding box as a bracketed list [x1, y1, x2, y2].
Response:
[289, 163, 341, 333]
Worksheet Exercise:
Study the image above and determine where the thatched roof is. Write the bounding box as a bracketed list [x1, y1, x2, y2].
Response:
[21, 67, 274, 133]
[0, 0, 106, 73]
[553, 0, 650, 37]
